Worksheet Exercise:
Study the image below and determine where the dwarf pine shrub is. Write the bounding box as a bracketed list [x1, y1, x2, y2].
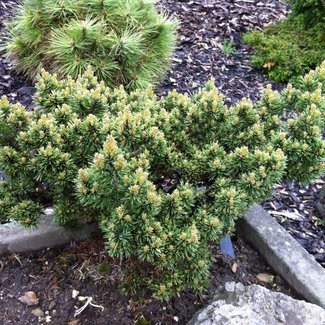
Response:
[243, 0, 325, 82]
[3, 0, 177, 90]
[1, 62, 325, 299]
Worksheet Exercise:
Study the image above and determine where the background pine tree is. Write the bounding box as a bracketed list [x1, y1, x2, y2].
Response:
[3, 0, 178, 90]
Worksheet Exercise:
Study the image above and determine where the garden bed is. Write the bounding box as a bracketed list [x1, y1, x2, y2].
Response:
[0, 0, 323, 267]
[0, 0, 324, 323]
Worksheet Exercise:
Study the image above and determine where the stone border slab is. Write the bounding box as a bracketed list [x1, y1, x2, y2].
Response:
[0, 208, 99, 255]
[238, 204, 325, 308]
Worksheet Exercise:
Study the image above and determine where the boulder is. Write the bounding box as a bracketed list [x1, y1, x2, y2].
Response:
[189, 282, 325, 325]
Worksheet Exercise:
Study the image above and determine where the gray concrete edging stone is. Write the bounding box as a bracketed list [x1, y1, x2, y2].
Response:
[0, 208, 99, 255]
[238, 204, 325, 309]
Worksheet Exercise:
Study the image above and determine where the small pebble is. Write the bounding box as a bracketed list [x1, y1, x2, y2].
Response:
[18, 291, 39, 306]
[48, 301, 56, 310]
[31, 308, 44, 317]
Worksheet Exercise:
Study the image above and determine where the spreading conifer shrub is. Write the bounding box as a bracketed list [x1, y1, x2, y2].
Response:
[288, 0, 324, 28]
[1, 62, 325, 299]
[243, 0, 325, 82]
[2, 0, 178, 90]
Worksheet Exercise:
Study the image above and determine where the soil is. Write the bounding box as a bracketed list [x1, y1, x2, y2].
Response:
[0, 235, 295, 325]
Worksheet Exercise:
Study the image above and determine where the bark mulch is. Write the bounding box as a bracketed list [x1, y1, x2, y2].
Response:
[263, 181, 325, 268]
[157, 0, 289, 104]
[0, 0, 35, 109]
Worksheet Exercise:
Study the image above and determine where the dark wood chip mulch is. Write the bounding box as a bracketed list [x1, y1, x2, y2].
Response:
[157, 0, 289, 104]
[263, 181, 325, 268]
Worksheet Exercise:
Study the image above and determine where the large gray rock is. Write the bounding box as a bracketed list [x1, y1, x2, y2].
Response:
[238, 204, 325, 308]
[189, 282, 325, 325]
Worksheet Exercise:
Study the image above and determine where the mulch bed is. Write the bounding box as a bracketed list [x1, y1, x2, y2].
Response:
[157, 0, 289, 104]
[263, 182, 325, 268]
[0, 0, 324, 323]
[0, 236, 295, 325]
[0, 1, 34, 108]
